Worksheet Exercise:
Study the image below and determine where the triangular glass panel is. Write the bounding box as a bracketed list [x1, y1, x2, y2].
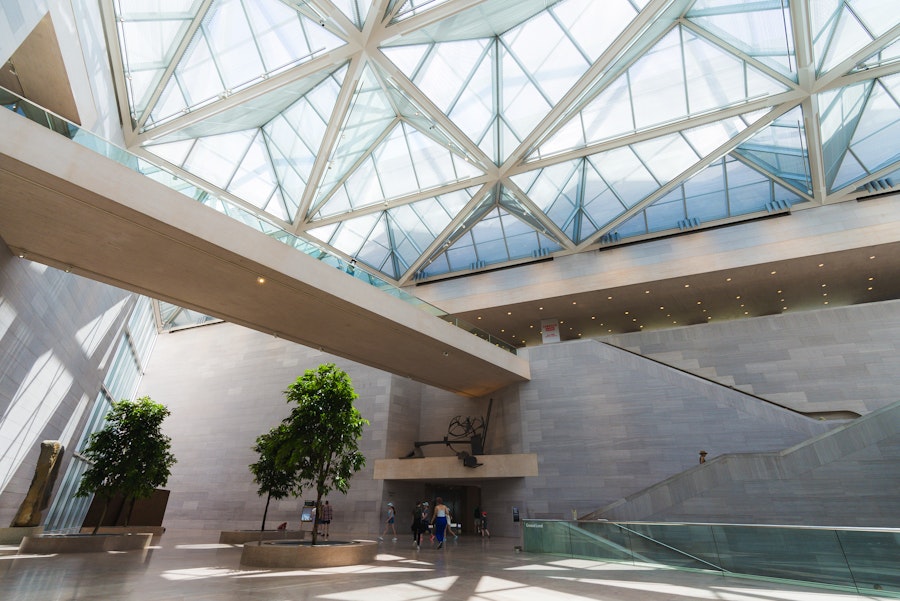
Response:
[687, 0, 796, 79]
[499, 187, 562, 242]
[500, 7, 591, 105]
[329, 0, 369, 29]
[831, 75, 900, 191]
[164, 69, 342, 141]
[385, 0, 553, 42]
[531, 26, 788, 160]
[819, 79, 871, 187]
[390, 0, 455, 23]
[611, 155, 804, 241]
[308, 187, 480, 280]
[312, 65, 397, 208]
[418, 206, 562, 277]
[144, 0, 346, 131]
[115, 0, 202, 123]
[852, 38, 900, 72]
[498, 42, 552, 146]
[551, 0, 640, 63]
[512, 158, 629, 244]
[734, 107, 811, 194]
[375, 65, 483, 166]
[312, 121, 483, 218]
[510, 160, 581, 240]
[383, 39, 495, 160]
[814, 1, 886, 74]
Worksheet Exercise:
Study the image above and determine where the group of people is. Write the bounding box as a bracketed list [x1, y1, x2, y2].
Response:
[301, 498, 491, 546]
[379, 498, 489, 549]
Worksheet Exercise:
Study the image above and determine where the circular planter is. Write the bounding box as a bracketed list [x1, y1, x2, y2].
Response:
[219, 530, 307, 544]
[240, 539, 377, 568]
[19, 532, 153, 554]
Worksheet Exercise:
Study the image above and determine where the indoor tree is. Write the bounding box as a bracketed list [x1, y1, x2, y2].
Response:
[249, 423, 301, 534]
[75, 396, 177, 534]
[274, 363, 368, 545]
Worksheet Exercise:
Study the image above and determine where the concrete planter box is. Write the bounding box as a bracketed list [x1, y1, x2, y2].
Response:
[240, 539, 377, 568]
[219, 530, 307, 544]
[19, 532, 153, 554]
[79, 526, 166, 538]
[0, 526, 42, 545]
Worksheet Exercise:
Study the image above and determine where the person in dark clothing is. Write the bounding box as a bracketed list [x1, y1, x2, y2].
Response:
[411, 501, 428, 549]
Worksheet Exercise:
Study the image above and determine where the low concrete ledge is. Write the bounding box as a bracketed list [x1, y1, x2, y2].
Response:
[79, 526, 166, 537]
[220, 530, 307, 544]
[240, 539, 377, 568]
[0, 526, 42, 545]
[19, 532, 153, 554]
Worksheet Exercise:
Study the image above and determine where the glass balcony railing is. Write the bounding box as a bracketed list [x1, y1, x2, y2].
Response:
[1, 90, 517, 354]
[522, 519, 900, 597]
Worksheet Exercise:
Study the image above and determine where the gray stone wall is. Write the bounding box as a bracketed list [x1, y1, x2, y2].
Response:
[605, 300, 900, 415]
[597, 402, 900, 527]
[509, 340, 835, 529]
[0, 243, 133, 524]
[138, 322, 395, 535]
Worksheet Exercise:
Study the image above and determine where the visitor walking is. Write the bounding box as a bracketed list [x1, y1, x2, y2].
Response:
[479, 511, 490, 537]
[379, 502, 397, 541]
[319, 500, 333, 538]
[430, 497, 451, 549]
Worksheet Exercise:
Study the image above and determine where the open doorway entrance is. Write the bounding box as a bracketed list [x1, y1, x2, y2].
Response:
[423, 484, 481, 535]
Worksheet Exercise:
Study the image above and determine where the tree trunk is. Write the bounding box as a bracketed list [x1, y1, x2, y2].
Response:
[259, 494, 271, 542]
[124, 496, 137, 526]
[92, 497, 110, 535]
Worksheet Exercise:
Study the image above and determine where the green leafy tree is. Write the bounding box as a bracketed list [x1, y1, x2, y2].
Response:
[75, 396, 177, 534]
[276, 363, 368, 545]
[249, 423, 301, 533]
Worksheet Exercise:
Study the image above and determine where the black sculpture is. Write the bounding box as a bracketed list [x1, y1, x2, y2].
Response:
[400, 399, 492, 468]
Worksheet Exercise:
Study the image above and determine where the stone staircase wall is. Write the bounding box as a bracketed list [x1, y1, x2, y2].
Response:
[604, 300, 900, 416]
[590, 401, 900, 528]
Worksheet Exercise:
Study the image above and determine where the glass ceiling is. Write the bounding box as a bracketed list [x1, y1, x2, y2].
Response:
[108, 0, 900, 284]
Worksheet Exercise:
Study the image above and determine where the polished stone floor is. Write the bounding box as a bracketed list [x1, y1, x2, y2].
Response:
[0, 530, 884, 600]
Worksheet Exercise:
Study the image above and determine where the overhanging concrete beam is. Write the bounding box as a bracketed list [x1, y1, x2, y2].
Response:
[0, 109, 530, 397]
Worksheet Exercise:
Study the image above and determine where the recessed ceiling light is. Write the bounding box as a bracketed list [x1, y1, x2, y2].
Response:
[770, 271, 777, 275]
[684, 284, 690, 288]
[818, 263, 825, 267]
[726, 277, 732, 282]
[256, 276, 266, 284]
[477, 316, 482, 319]
[572, 301, 577, 305]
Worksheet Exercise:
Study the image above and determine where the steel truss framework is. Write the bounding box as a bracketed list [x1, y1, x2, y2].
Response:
[103, 0, 900, 300]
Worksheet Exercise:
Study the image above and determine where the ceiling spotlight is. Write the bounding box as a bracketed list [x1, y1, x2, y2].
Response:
[256, 276, 266, 284]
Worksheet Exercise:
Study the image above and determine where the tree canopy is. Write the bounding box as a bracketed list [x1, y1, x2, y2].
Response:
[265, 363, 368, 544]
[76, 396, 176, 531]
